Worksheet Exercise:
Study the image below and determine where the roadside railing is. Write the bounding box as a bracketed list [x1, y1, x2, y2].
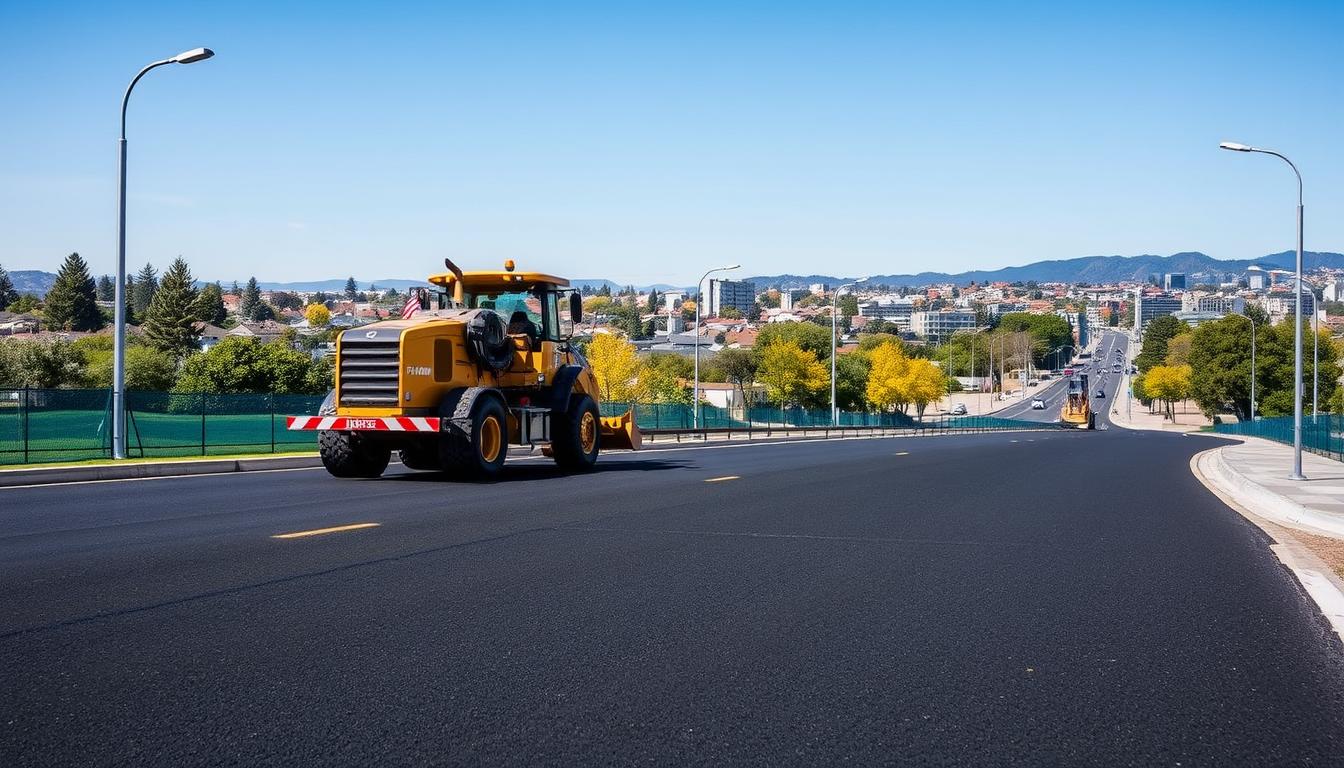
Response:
[1213, 415, 1344, 462]
[0, 388, 1072, 466]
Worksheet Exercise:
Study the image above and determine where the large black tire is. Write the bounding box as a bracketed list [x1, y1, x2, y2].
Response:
[466, 310, 513, 373]
[398, 440, 441, 471]
[551, 394, 600, 472]
[319, 430, 391, 478]
[439, 392, 508, 481]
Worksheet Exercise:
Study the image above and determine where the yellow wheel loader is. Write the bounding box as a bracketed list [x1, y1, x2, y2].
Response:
[1060, 372, 1095, 429]
[287, 260, 641, 479]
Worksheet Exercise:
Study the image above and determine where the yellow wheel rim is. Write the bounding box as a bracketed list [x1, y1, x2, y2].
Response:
[579, 411, 597, 454]
[480, 415, 502, 463]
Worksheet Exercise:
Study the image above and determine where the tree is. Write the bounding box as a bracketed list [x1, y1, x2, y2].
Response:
[9, 294, 40, 314]
[344, 276, 358, 301]
[131, 262, 158, 317]
[95, 274, 115, 303]
[269, 291, 304, 311]
[240, 277, 264, 320]
[1135, 315, 1188, 373]
[305, 303, 332, 327]
[195, 282, 227, 325]
[43, 253, 104, 332]
[647, 289, 660, 313]
[718, 306, 743, 320]
[174, 337, 328, 394]
[838, 294, 859, 319]
[834, 352, 871, 411]
[76, 336, 178, 391]
[713, 348, 758, 410]
[0, 338, 86, 388]
[312, 291, 330, 307]
[1144, 364, 1192, 421]
[586, 332, 644, 402]
[995, 312, 1073, 365]
[142, 257, 202, 357]
[900, 358, 947, 419]
[639, 352, 691, 404]
[0, 264, 20, 310]
[756, 321, 833, 359]
[866, 341, 911, 412]
[1164, 332, 1193, 367]
[757, 341, 828, 408]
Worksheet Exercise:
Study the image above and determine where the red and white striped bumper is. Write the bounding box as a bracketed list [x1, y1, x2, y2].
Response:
[286, 416, 441, 432]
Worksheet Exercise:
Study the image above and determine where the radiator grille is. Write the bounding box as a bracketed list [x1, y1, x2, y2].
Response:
[338, 336, 400, 406]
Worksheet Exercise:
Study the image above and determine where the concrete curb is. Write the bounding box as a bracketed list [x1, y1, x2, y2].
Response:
[1198, 445, 1344, 539]
[1190, 447, 1344, 645]
[0, 455, 322, 488]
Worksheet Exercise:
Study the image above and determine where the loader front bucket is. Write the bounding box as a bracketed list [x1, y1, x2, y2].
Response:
[599, 408, 642, 451]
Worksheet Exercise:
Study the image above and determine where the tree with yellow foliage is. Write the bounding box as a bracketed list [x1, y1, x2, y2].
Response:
[586, 331, 645, 402]
[866, 341, 910, 412]
[900, 358, 947, 419]
[756, 340, 829, 408]
[1144, 363, 1192, 422]
[304, 303, 331, 328]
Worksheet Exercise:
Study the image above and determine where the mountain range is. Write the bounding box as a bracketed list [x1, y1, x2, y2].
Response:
[5, 250, 1341, 297]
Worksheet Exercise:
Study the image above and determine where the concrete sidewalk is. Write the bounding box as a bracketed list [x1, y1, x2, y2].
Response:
[1197, 437, 1344, 538]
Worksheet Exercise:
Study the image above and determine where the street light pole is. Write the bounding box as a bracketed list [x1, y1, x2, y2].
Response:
[692, 264, 739, 429]
[831, 278, 867, 425]
[1220, 141, 1306, 479]
[114, 47, 214, 459]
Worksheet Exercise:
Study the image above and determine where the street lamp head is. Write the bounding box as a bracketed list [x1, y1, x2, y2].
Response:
[171, 47, 214, 64]
[1219, 141, 1253, 152]
[722, 264, 740, 271]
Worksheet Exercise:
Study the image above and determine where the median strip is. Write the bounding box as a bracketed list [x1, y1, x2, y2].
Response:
[704, 475, 741, 483]
[272, 522, 381, 539]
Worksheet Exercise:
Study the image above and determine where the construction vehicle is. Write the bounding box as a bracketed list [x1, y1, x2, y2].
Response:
[287, 259, 641, 479]
[1060, 372, 1095, 429]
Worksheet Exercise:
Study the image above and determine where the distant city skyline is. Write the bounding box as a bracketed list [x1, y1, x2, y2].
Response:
[3, 1, 1342, 285]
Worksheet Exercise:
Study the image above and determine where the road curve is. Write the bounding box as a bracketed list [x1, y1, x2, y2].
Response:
[2, 425, 1342, 764]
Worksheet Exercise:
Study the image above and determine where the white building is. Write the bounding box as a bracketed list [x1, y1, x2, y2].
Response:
[858, 295, 918, 330]
[910, 309, 976, 343]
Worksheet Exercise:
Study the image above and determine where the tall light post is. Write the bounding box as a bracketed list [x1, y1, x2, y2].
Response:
[831, 278, 867, 425]
[114, 47, 214, 459]
[692, 264, 739, 428]
[1220, 141, 1306, 479]
[1229, 311, 1257, 422]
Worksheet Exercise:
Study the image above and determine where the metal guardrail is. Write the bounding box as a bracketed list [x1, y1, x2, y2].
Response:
[1213, 415, 1344, 462]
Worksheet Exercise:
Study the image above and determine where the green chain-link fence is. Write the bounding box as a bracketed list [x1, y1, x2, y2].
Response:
[0, 388, 324, 465]
[0, 389, 1069, 466]
[1214, 415, 1344, 462]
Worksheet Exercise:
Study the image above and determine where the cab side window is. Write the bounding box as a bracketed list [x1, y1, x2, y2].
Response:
[541, 292, 561, 341]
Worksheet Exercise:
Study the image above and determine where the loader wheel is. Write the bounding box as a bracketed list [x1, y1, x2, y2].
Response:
[398, 441, 441, 471]
[439, 394, 508, 481]
[319, 430, 391, 479]
[551, 394, 600, 472]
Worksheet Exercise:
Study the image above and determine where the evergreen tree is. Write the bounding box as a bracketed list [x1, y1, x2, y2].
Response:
[0, 263, 17, 311]
[96, 274, 115, 302]
[143, 257, 202, 357]
[194, 282, 227, 325]
[312, 290, 329, 306]
[647, 289, 659, 313]
[344, 276, 358, 300]
[131, 263, 158, 316]
[230, 280, 240, 296]
[240, 277, 264, 320]
[44, 253, 104, 331]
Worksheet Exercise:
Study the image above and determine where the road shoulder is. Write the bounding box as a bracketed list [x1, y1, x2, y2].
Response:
[1191, 443, 1344, 645]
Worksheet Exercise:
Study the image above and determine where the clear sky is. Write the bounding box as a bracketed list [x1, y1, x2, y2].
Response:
[2, 1, 1341, 285]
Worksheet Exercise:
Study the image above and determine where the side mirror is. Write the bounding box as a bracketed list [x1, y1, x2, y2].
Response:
[569, 292, 583, 324]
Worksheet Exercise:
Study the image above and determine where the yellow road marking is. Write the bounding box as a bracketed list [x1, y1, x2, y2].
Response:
[272, 522, 381, 539]
[704, 475, 740, 483]
[894, 451, 910, 456]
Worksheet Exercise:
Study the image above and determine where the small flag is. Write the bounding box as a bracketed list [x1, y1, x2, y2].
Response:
[401, 291, 420, 319]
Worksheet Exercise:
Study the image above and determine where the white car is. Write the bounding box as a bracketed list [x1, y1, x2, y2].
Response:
[1030, 398, 1046, 410]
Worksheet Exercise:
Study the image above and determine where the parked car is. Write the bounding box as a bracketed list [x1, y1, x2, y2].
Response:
[950, 403, 968, 416]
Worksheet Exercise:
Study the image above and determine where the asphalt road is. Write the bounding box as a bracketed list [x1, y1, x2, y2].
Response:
[3, 424, 1344, 764]
[996, 330, 1129, 424]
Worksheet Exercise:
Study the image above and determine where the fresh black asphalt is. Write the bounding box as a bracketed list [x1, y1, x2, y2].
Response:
[2, 357, 1343, 763]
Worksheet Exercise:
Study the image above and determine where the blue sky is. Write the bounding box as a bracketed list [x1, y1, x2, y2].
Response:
[1, 1, 1341, 285]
